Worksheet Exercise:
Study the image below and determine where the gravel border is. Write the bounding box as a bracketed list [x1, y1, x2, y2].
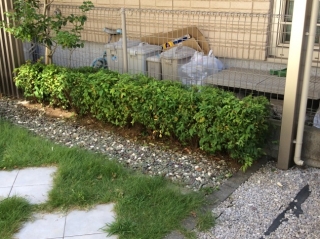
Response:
[2, 97, 319, 239]
[198, 162, 320, 239]
[0, 97, 237, 191]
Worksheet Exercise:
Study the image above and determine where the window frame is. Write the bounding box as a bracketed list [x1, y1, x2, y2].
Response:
[269, 0, 320, 61]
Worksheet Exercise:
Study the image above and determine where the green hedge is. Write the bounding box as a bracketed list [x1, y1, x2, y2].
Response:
[14, 61, 271, 170]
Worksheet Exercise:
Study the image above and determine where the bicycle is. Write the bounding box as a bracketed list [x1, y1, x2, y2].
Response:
[91, 27, 122, 69]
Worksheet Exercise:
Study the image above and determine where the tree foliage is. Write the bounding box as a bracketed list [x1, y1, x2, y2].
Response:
[0, 0, 94, 64]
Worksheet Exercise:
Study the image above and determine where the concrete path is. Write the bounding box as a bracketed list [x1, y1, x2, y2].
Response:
[0, 167, 117, 239]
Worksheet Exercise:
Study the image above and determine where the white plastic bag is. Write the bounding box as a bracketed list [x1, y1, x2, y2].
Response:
[178, 50, 224, 85]
[215, 57, 224, 71]
[313, 108, 320, 128]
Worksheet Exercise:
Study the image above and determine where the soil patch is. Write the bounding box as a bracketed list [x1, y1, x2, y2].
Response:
[17, 100, 74, 118]
[17, 100, 241, 171]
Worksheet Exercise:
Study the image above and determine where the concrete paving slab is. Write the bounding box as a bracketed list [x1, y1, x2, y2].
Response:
[14, 167, 57, 186]
[9, 184, 53, 204]
[13, 213, 65, 239]
[64, 204, 116, 237]
[164, 231, 185, 239]
[64, 233, 118, 239]
[0, 169, 19, 187]
[255, 76, 286, 96]
[204, 67, 268, 91]
[0, 187, 11, 200]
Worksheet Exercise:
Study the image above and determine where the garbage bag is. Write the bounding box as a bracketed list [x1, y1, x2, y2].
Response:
[178, 50, 224, 85]
[313, 108, 320, 128]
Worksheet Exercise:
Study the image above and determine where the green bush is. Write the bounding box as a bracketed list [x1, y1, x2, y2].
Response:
[15, 60, 68, 108]
[193, 88, 270, 170]
[13, 62, 270, 170]
[14, 60, 46, 102]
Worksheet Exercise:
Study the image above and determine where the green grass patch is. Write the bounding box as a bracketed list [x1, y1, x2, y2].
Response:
[196, 211, 216, 231]
[0, 120, 70, 169]
[0, 197, 33, 239]
[0, 119, 214, 238]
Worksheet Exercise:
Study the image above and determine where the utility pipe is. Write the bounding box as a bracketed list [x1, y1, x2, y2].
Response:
[293, 0, 319, 166]
[121, 8, 128, 73]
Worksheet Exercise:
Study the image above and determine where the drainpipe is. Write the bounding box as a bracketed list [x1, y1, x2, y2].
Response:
[293, 0, 319, 166]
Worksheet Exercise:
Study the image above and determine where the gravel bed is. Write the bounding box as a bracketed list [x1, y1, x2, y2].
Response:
[198, 162, 320, 239]
[0, 98, 236, 191]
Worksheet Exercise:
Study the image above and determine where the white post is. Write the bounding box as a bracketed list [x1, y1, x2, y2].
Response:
[121, 8, 128, 73]
[293, 0, 319, 166]
[277, 0, 312, 169]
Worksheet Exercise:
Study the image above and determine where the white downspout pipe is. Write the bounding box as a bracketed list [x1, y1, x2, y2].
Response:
[294, 0, 319, 166]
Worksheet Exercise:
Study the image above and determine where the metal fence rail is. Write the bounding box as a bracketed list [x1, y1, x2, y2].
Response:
[125, 8, 319, 124]
[0, 0, 23, 98]
[10, 5, 320, 126]
[22, 5, 122, 68]
[2, 2, 320, 169]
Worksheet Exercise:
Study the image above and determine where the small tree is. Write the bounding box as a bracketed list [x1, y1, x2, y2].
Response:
[0, 0, 94, 65]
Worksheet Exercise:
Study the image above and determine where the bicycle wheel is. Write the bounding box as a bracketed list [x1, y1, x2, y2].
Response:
[91, 57, 108, 69]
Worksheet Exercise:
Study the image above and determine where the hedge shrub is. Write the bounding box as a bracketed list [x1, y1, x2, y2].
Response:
[13, 61, 270, 170]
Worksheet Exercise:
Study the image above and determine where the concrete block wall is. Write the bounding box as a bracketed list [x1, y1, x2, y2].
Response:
[266, 120, 320, 167]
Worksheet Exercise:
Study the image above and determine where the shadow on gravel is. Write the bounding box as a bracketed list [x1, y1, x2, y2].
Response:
[260, 184, 311, 238]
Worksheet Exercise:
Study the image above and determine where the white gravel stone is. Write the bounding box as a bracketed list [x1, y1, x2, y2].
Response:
[0, 98, 237, 191]
[198, 162, 320, 239]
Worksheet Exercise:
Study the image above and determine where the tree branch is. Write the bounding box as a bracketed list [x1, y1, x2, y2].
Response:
[43, 0, 54, 16]
[46, 0, 55, 8]
[50, 43, 58, 56]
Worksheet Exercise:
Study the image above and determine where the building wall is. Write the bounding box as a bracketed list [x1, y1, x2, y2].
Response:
[54, 0, 271, 13]
[49, 0, 273, 60]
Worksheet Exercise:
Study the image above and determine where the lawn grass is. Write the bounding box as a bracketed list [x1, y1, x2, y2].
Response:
[0, 119, 214, 239]
[0, 197, 33, 239]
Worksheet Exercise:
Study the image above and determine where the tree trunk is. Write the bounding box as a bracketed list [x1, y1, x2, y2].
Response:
[44, 0, 52, 64]
[45, 47, 53, 65]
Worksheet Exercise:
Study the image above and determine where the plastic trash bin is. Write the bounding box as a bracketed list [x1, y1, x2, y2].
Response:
[160, 45, 196, 81]
[128, 43, 162, 75]
[147, 55, 162, 80]
[105, 38, 141, 73]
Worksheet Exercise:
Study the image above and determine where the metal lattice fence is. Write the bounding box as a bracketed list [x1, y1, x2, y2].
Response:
[10, 4, 319, 126]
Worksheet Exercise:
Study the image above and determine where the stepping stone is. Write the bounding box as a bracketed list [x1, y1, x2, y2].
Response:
[64, 233, 118, 239]
[9, 184, 53, 204]
[14, 204, 118, 239]
[13, 212, 65, 239]
[64, 204, 117, 238]
[0, 170, 19, 200]
[0, 167, 57, 204]
[2, 168, 118, 238]
[0, 187, 11, 200]
[0, 169, 19, 187]
[13, 167, 57, 186]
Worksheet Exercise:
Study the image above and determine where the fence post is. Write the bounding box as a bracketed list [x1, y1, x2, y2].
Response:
[121, 8, 128, 73]
[277, 0, 313, 169]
